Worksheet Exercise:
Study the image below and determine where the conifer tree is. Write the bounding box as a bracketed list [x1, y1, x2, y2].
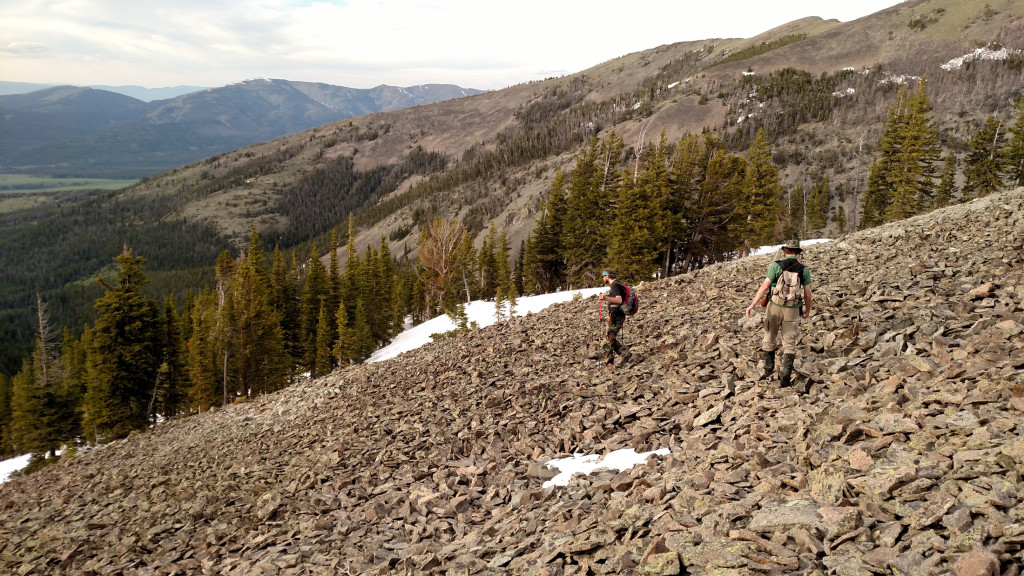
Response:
[270, 247, 301, 369]
[496, 230, 512, 291]
[786, 186, 805, 240]
[187, 290, 220, 412]
[885, 80, 941, 220]
[525, 170, 568, 293]
[82, 247, 162, 442]
[739, 129, 784, 248]
[859, 159, 888, 229]
[512, 241, 525, 297]
[0, 373, 12, 456]
[494, 283, 506, 321]
[806, 176, 830, 233]
[833, 205, 848, 235]
[1005, 98, 1024, 188]
[935, 153, 957, 209]
[228, 244, 287, 396]
[314, 301, 334, 377]
[962, 115, 1006, 200]
[372, 237, 399, 342]
[299, 243, 330, 373]
[608, 132, 669, 282]
[340, 215, 360, 324]
[155, 295, 188, 420]
[506, 278, 519, 318]
[669, 133, 746, 273]
[478, 223, 499, 299]
[325, 229, 342, 354]
[10, 338, 67, 458]
[562, 137, 613, 287]
[351, 298, 375, 362]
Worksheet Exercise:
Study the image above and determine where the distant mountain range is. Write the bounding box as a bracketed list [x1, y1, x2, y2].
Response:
[0, 82, 207, 101]
[0, 79, 484, 177]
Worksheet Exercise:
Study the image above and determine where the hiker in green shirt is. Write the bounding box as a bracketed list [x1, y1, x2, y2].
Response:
[744, 240, 813, 387]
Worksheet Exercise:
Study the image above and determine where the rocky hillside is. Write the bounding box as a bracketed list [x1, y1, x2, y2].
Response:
[2, 189, 1023, 574]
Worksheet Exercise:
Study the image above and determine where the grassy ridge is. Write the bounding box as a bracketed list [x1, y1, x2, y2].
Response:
[0, 174, 136, 192]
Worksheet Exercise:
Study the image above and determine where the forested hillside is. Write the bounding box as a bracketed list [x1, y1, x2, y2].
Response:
[2, 0, 1024, 460]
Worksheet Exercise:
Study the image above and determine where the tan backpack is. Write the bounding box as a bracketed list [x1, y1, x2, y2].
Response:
[770, 259, 805, 305]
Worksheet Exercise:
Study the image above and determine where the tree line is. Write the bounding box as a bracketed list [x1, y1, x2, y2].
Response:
[0, 213, 529, 465]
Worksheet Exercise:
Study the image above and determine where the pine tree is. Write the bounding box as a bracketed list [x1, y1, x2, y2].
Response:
[325, 229, 342, 354]
[494, 283, 506, 321]
[270, 247, 301, 369]
[669, 133, 746, 273]
[339, 216, 361, 334]
[562, 137, 613, 287]
[512, 241, 525, 297]
[228, 244, 288, 396]
[478, 223, 499, 299]
[155, 295, 188, 420]
[1005, 98, 1024, 188]
[496, 230, 512, 291]
[370, 237, 399, 343]
[935, 153, 957, 208]
[213, 251, 235, 406]
[314, 301, 334, 377]
[299, 243, 330, 373]
[525, 170, 568, 293]
[806, 176, 830, 233]
[506, 278, 519, 318]
[885, 80, 941, 220]
[82, 247, 162, 442]
[0, 373, 12, 456]
[833, 205, 848, 235]
[963, 115, 1006, 200]
[786, 186, 805, 240]
[868, 80, 941, 224]
[187, 290, 220, 412]
[739, 129, 784, 248]
[859, 159, 888, 229]
[10, 336, 68, 458]
[608, 132, 668, 282]
[351, 298, 375, 362]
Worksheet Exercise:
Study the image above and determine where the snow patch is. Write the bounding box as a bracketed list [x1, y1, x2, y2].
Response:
[543, 448, 670, 488]
[0, 454, 32, 484]
[367, 287, 605, 363]
[941, 46, 1022, 71]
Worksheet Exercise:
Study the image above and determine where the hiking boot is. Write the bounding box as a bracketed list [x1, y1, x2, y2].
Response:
[779, 353, 796, 387]
[760, 350, 776, 380]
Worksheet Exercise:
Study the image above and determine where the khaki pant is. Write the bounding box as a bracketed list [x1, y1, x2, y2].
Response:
[762, 302, 801, 355]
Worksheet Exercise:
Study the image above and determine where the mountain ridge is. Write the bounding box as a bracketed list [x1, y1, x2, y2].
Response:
[0, 80, 484, 177]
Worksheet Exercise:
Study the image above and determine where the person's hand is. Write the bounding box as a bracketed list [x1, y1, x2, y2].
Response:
[599, 293, 604, 301]
[802, 308, 810, 319]
[744, 304, 753, 317]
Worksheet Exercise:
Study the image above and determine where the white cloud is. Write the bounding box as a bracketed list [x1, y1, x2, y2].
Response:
[1, 1, 906, 92]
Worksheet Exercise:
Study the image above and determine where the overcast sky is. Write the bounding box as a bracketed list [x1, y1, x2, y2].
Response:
[1, 0, 905, 91]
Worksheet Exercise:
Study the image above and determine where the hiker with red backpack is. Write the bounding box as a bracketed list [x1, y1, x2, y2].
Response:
[598, 268, 635, 367]
[744, 240, 813, 387]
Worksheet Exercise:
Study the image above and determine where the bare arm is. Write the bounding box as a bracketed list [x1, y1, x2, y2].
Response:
[744, 278, 773, 317]
[599, 292, 623, 305]
[802, 285, 812, 319]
